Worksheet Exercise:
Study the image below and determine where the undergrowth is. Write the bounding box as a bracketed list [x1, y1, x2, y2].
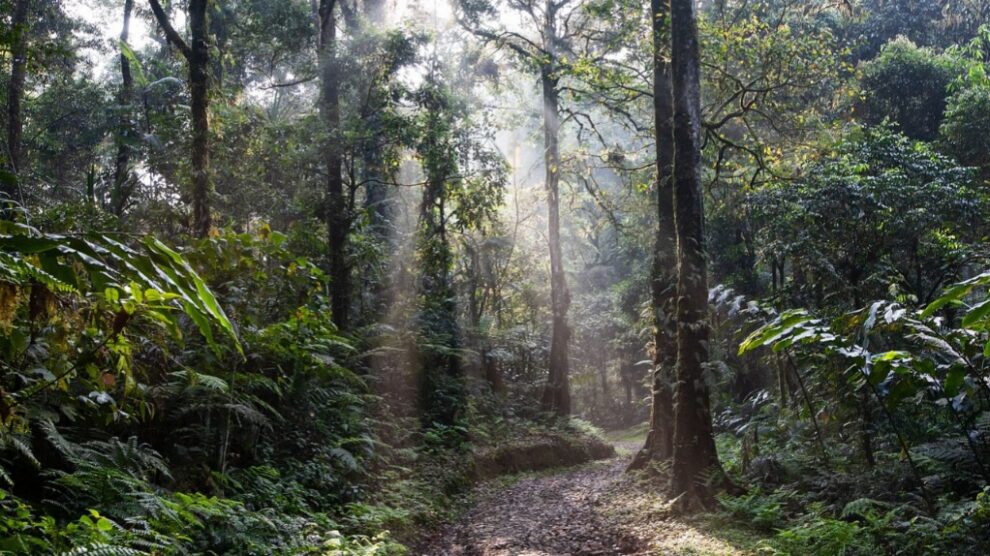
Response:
[0, 220, 608, 555]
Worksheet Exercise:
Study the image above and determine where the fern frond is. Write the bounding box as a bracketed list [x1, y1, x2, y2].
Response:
[58, 543, 145, 556]
[39, 419, 79, 459]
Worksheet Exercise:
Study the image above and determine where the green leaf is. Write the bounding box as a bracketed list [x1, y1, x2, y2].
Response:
[923, 271, 990, 318]
[0, 169, 17, 191]
[962, 299, 990, 329]
[875, 350, 910, 362]
[95, 516, 113, 532]
[143, 238, 241, 355]
[183, 300, 217, 355]
[0, 235, 62, 254]
[887, 379, 919, 406]
[738, 309, 816, 355]
[119, 40, 149, 88]
[944, 366, 967, 397]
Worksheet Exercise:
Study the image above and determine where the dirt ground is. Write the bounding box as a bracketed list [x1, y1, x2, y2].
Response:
[420, 437, 756, 556]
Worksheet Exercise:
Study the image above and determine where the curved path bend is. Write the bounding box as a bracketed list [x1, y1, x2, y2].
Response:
[421, 440, 750, 556]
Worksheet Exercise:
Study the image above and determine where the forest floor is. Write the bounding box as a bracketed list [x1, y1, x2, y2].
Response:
[419, 426, 762, 556]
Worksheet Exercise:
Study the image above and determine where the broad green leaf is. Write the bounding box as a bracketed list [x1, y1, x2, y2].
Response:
[739, 309, 816, 355]
[144, 238, 241, 355]
[962, 299, 990, 329]
[944, 366, 967, 397]
[119, 40, 149, 87]
[923, 271, 990, 318]
[875, 350, 910, 362]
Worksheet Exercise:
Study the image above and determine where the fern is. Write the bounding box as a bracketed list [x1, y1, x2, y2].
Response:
[914, 440, 977, 472]
[0, 428, 40, 480]
[58, 543, 146, 556]
[841, 497, 892, 520]
[39, 419, 79, 459]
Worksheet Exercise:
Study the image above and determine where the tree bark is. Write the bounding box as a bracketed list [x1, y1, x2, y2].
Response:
[538, 41, 572, 416]
[112, 0, 136, 216]
[148, 0, 212, 238]
[669, 0, 724, 511]
[630, 0, 676, 471]
[483, 347, 506, 397]
[4, 0, 29, 201]
[318, 0, 351, 331]
[188, 0, 211, 237]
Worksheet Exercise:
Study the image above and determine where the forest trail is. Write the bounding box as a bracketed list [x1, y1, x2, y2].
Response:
[421, 436, 753, 556]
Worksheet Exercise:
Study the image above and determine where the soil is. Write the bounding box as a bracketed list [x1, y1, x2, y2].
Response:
[420, 439, 754, 556]
[422, 458, 645, 555]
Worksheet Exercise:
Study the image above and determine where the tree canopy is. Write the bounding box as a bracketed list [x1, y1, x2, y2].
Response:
[1, 0, 990, 554]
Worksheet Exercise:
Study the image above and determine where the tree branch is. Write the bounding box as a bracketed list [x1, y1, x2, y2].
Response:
[148, 0, 191, 59]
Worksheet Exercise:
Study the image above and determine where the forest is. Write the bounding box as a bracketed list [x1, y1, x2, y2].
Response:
[1, 0, 990, 554]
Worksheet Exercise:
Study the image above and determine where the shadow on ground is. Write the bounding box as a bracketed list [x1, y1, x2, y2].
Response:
[421, 424, 761, 555]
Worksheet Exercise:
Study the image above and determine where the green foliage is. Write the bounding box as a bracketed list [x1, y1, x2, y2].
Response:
[718, 490, 788, 532]
[734, 270, 990, 551]
[762, 511, 876, 556]
[725, 489, 988, 556]
[839, 0, 986, 59]
[0, 223, 399, 554]
[750, 126, 986, 309]
[0, 225, 242, 484]
[11, 0, 990, 553]
[858, 38, 958, 141]
[0, 488, 161, 555]
[941, 85, 990, 178]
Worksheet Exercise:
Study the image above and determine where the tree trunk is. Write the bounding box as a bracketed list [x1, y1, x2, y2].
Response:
[630, 0, 677, 471]
[539, 0, 571, 417]
[669, 0, 724, 512]
[318, 0, 351, 331]
[112, 0, 136, 216]
[188, 0, 212, 238]
[4, 0, 29, 200]
[149, 0, 213, 237]
[361, 0, 391, 244]
[539, 60, 571, 416]
[483, 347, 506, 397]
[861, 389, 875, 468]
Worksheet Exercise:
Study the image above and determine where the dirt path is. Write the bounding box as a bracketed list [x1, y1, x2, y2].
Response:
[421, 441, 753, 556]
[422, 458, 644, 556]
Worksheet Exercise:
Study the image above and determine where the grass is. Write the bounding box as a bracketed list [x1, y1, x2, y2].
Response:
[605, 422, 650, 456]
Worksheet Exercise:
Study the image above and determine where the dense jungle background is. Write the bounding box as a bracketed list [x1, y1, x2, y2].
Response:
[2, 0, 990, 554]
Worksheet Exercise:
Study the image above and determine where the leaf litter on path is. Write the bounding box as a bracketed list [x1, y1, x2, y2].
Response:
[421, 447, 753, 556]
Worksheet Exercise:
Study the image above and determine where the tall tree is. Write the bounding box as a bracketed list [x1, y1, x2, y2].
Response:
[111, 0, 136, 216]
[630, 0, 676, 470]
[455, 0, 578, 416]
[537, 0, 571, 416]
[149, 0, 213, 238]
[352, 7, 418, 325]
[415, 67, 464, 426]
[359, 0, 391, 241]
[316, 0, 351, 331]
[668, 0, 724, 511]
[4, 0, 30, 203]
